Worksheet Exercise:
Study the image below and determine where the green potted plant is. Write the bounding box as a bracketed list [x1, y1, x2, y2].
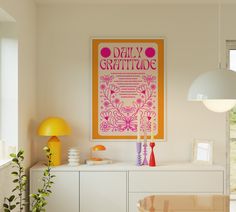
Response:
[2, 147, 55, 212]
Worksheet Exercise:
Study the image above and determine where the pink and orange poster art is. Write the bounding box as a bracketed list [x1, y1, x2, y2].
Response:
[92, 39, 165, 141]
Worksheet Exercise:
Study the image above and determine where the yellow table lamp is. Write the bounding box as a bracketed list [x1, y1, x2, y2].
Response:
[38, 117, 71, 166]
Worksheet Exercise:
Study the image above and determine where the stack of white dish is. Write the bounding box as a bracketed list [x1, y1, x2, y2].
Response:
[68, 148, 80, 166]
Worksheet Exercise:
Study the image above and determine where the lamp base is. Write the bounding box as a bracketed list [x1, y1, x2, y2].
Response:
[48, 136, 61, 166]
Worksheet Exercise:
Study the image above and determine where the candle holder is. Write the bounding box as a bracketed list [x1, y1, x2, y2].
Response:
[142, 118, 148, 165]
[136, 142, 142, 166]
[149, 142, 156, 167]
[142, 142, 148, 165]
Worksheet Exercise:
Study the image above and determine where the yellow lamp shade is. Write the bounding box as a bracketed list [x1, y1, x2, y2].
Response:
[38, 117, 71, 136]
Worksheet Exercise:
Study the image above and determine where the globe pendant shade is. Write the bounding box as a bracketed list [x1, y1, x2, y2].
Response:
[188, 69, 236, 112]
[203, 100, 236, 113]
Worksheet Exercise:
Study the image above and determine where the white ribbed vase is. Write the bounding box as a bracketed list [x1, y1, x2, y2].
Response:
[68, 148, 80, 166]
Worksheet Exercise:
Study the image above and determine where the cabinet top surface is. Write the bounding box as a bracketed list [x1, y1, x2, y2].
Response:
[30, 161, 225, 172]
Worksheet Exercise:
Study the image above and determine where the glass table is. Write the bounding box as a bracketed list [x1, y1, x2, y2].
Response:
[138, 195, 229, 212]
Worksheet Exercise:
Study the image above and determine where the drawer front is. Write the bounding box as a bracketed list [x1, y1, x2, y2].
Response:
[30, 171, 79, 212]
[80, 171, 127, 212]
[129, 171, 224, 193]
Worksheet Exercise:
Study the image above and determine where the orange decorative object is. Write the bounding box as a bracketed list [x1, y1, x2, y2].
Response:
[92, 145, 106, 151]
[87, 145, 112, 165]
[90, 145, 106, 161]
[90, 157, 103, 161]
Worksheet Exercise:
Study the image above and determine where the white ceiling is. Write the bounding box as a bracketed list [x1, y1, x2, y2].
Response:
[35, 0, 236, 4]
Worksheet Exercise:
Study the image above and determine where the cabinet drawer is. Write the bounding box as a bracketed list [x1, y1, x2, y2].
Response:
[129, 171, 224, 193]
[80, 172, 127, 212]
[30, 171, 79, 212]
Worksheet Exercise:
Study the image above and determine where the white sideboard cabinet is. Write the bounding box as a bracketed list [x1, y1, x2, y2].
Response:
[30, 162, 225, 212]
[30, 171, 79, 212]
[80, 172, 127, 212]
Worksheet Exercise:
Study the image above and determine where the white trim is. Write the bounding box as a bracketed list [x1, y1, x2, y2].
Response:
[0, 159, 11, 170]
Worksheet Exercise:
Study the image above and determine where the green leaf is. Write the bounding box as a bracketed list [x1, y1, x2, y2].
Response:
[10, 205, 16, 210]
[3, 203, 9, 208]
[13, 179, 18, 183]
[12, 158, 18, 163]
[43, 146, 49, 151]
[4, 209, 10, 212]
[17, 150, 24, 157]
[8, 195, 15, 202]
[10, 153, 16, 158]
[11, 171, 18, 175]
[28, 146, 55, 211]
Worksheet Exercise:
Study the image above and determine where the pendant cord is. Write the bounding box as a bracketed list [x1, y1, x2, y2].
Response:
[218, 1, 222, 69]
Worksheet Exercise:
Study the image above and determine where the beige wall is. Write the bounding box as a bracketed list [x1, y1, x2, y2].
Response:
[0, 1, 235, 210]
[0, 0, 36, 210]
[0, 0, 36, 167]
[35, 4, 230, 165]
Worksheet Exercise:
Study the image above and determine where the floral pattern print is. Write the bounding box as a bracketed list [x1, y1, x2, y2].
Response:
[99, 74, 157, 134]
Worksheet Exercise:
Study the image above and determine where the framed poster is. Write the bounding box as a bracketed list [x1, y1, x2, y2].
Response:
[92, 38, 165, 141]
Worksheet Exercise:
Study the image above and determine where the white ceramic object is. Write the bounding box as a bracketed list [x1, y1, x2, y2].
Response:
[68, 148, 80, 166]
[69, 155, 79, 158]
[86, 159, 112, 165]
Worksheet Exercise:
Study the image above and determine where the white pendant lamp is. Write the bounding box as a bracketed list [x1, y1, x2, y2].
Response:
[188, 3, 236, 112]
[203, 100, 236, 113]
